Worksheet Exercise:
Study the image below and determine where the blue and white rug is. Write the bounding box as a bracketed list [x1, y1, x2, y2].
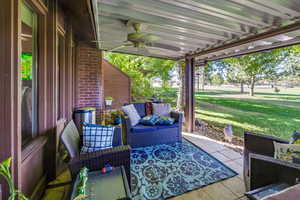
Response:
[130, 139, 237, 200]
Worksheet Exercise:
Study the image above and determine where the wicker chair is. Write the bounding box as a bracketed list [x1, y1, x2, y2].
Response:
[60, 120, 131, 183]
[244, 132, 300, 191]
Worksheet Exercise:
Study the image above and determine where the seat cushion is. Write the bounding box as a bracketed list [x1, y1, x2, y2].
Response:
[61, 120, 81, 158]
[81, 124, 115, 154]
[131, 124, 158, 133]
[274, 142, 300, 163]
[156, 122, 179, 130]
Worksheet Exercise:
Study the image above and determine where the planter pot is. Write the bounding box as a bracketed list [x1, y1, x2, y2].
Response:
[105, 99, 113, 106]
[114, 117, 121, 125]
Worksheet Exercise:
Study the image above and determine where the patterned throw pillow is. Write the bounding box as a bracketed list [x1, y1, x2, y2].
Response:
[139, 115, 159, 126]
[122, 104, 141, 126]
[157, 117, 175, 125]
[273, 142, 300, 163]
[152, 103, 171, 117]
[291, 131, 300, 144]
[81, 124, 114, 154]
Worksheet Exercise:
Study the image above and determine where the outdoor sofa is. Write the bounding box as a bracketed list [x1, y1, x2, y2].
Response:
[122, 102, 183, 148]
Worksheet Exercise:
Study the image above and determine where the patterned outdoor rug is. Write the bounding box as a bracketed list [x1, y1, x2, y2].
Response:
[130, 139, 237, 200]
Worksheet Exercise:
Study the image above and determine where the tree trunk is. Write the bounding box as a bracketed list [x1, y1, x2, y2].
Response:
[250, 77, 255, 96]
[240, 82, 244, 93]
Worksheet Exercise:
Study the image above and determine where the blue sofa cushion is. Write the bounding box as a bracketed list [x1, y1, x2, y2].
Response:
[139, 115, 159, 126]
[131, 124, 158, 133]
[156, 122, 179, 130]
[133, 103, 146, 117]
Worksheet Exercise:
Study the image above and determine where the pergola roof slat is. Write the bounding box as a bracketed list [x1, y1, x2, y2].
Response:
[93, 0, 300, 60]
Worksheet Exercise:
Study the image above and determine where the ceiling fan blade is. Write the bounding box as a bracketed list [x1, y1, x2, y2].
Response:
[150, 42, 181, 52]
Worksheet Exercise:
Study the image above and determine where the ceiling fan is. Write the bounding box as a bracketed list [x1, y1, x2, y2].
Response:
[93, 21, 181, 54]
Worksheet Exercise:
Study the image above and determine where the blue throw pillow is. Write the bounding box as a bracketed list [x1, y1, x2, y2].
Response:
[139, 115, 159, 126]
[157, 117, 175, 125]
[81, 123, 114, 154]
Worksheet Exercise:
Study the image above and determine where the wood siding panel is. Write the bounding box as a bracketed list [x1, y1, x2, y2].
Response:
[0, 1, 22, 199]
[0, 0, 91, 198]
[103, 59, 131, 108]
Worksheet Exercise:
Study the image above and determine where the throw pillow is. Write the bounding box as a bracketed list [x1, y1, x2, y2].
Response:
[139, 115, 159, 126]
[81, 124, 114, 154]
[291, 131, 300, 144]
[145, 102, 153, 115]
[157, 116, 175, 125]
[273, 142, 300, 163]
[122, 104, 141, 126]
[152, 103, 171, 117]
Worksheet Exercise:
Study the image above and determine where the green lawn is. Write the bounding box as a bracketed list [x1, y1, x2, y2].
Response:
[195, 88, 300, 140]
[156, 86, 300, 140]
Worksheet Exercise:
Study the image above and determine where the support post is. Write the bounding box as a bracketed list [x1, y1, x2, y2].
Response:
[184, 57, 195, 133]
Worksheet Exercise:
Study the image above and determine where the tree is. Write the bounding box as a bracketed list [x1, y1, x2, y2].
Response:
[222, 49, 286, 96]
[283, 45, 300, 87]
[222, 58, 248, 93]
[211, 73, 224, 85]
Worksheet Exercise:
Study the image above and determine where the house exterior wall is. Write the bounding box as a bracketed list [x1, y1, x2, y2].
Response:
[0, 0, 99, 199]
[75, 45, 104, 122]
[103, 59, 131, 109]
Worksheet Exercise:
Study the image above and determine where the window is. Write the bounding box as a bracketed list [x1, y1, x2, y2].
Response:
[21, 2, 38, 147]
[57, 32, 65, 119]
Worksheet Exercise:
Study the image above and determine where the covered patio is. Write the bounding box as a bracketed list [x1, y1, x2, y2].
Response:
[92, 0, 300, 132]
[1, 0, 300, 199]
[43, 133, 245, 200]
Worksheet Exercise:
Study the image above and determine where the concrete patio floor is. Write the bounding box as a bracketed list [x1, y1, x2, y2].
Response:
[42, 133, 248, 200]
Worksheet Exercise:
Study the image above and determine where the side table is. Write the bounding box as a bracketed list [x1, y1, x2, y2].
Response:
[70, 166, 131, 200]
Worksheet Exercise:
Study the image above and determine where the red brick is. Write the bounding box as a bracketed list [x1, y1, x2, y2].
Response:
[75, 44, 104, 122]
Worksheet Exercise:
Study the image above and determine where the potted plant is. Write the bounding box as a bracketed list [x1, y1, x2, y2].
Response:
[111, 110, 125, 125]
[0, 157, 28, 200]
[105, 96, 114, 106]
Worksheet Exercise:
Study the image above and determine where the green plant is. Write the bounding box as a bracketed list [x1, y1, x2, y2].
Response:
[104, 110, 125, 125]
[0, 157, 28, 200]
[105, 96, 114, 100]
[110, 110, 124, 117]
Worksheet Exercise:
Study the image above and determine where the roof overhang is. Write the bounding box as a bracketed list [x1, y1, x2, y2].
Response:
[91, 0, 300, 61]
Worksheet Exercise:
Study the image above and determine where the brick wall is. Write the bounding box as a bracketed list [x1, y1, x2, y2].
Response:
[103, 59, 131, 109]
[75, 44, 104, 122]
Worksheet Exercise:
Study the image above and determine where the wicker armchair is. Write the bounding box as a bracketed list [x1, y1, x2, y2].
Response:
[61, 120, 131, 182]
[244, 132, 300, 191]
